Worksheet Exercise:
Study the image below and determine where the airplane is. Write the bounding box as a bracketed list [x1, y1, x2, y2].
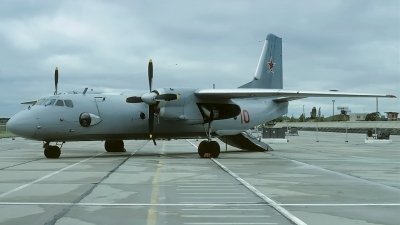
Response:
[6, 34, 396, 159]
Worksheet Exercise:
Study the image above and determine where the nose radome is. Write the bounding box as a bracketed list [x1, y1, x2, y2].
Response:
[6, 110, 37, 139]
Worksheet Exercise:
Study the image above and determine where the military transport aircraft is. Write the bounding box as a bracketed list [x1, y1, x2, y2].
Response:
[6, 34, 396, 159]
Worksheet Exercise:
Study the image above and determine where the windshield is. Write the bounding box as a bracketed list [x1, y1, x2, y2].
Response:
[43, 99, 56, 106]
[34, 98, 46, 106]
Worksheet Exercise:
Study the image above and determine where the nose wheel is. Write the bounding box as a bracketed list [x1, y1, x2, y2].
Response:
[198, 140, 220, 158]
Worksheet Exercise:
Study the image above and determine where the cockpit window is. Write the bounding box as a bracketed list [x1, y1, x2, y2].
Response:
[43, 99, 56, 106]
[64, 100, 74, 108]
[55, 100, 64, 106]
[34, 99, 46, 106]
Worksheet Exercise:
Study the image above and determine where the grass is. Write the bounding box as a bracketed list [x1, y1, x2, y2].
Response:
[0, 125, 16, 138]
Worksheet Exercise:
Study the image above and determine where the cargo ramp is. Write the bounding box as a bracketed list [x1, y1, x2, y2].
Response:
[218, 131, 271, 151]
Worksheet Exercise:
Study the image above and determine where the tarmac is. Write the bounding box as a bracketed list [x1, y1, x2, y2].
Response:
[0, 131, 399, 225]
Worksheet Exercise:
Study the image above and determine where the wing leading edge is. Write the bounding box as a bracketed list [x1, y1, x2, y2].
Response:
[195, 89, 396, 101]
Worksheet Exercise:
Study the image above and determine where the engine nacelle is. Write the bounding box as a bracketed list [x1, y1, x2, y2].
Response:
[79, 112, 102, 127]
[198, 103, 241, 122]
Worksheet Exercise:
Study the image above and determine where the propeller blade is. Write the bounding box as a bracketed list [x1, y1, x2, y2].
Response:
[154, 94, 180, 101]
[149, 106, 156, 145]
[125, 96, 143, 103]
[148, 59, 153, 92]
[54, 67, 58, 95]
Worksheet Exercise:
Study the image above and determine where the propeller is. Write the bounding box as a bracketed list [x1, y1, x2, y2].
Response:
[54, 67, 58, 95]
[125, 59, 180, 145]
[147, 60, 156, 145]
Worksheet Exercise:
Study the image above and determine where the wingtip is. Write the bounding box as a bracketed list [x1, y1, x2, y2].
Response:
[386, 94, 397, 98]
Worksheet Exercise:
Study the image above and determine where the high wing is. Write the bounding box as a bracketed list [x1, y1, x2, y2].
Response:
[195, 89, 396, 101]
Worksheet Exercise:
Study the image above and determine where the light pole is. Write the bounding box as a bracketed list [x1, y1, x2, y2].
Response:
[302, 105, 305, 122]
[332, 100, 335, 121]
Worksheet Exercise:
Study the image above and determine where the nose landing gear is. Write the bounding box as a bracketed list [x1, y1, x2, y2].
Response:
[43, 142, 62, 159]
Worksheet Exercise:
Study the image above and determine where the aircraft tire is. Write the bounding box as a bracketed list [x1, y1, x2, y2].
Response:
[210, 141, 220, 158]
[44, 146, 61, 159]
[198, 141, 208, 157]
[105, 140, 125, 152]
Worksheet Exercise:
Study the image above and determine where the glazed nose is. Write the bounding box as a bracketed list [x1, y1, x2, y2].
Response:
[6, 110, 37, 139]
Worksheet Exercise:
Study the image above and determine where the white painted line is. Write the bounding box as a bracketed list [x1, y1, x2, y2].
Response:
[182, 215, 270, 218]
[178, 186, 236, 188]
[268, 153, 400, 191]
[184, 223, 277, 225]
[179, 193, 246, 195]
[211, 158, 308, 225]
[180, 196, 249, 199]
[177, 189, 240, 191]
[180, 202, 259, 204]
[0, 152, 104, 198]
[182, 208, 265, 211]
[186, 139, 306, 224]
[0, 202, 398, 206]
[176, 183, 234, 185]
[0, 202, 265, 206]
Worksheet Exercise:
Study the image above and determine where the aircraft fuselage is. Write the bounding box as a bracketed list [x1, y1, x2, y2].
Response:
[7, 87, 288, 142]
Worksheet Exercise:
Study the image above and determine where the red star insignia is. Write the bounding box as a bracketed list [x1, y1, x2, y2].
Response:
[267, 56, 276, 73]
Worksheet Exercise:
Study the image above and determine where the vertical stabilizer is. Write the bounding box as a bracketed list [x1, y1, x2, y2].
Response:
[239, 34, 282, 89]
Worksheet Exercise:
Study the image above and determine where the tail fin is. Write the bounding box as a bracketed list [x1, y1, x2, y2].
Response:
[239, 34, 282, 89]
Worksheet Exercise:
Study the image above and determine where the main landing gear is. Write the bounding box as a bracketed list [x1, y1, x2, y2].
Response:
[105, 140, 126, 152]
[43, 142, 62, 159]
[198, 122, 220, 158]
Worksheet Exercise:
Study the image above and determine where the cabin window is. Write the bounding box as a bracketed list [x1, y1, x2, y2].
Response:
[64, 100, 74, 108]
[43, 99, 56, 106]
[55, 100, 65, 106]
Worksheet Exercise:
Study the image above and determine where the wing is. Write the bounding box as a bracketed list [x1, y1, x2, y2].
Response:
[195, 89, 396, 101]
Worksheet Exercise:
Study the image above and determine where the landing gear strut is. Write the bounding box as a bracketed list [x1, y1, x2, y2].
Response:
[105, 140, 126, 152]
[43, 142, 62, 159]
[198, 122, 220, 158]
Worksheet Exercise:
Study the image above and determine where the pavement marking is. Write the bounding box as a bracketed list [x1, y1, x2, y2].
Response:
[184, 223, 277, 225]
[211, 158, 308, 225]
[180, 193, 247, 195]
[177, 188, 240, 191]
[44, 141, 144, 225]
[147, 141, 165, 225]
[176, 183, 234, 185]
[181, 215, 270, 218]
[187, 139, 307, 225]
[0, 152, 104, 198]
[180, 202, 260, 204]
[268, 153, 400, 191]
[178, 186, 236, 188]
[180, 196, 249, 199]
[0, 202, 398, 206]
[182, 208, 265, 211]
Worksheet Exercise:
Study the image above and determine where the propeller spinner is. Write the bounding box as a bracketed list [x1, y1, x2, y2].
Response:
[125, 59, 180, 145]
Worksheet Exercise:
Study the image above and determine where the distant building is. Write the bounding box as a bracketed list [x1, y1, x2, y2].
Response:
[385, 112, 398, 121]
[349, 113, 366, 121]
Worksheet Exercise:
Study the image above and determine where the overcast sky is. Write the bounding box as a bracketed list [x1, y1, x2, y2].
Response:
[0, 0, 399, 118]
